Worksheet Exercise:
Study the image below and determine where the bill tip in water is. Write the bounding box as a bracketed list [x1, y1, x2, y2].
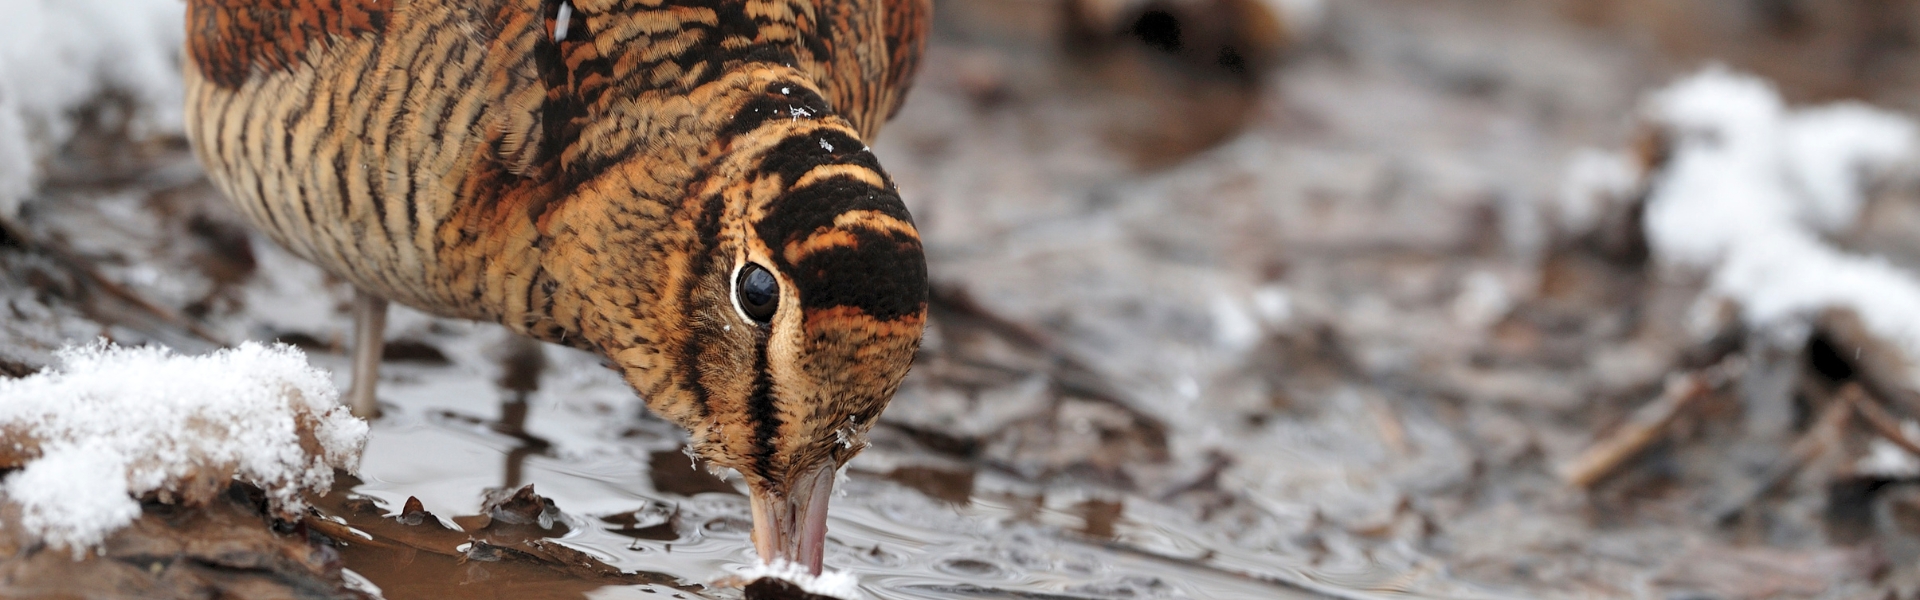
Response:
[743, 577, 843, 600]
[720, 560, 861, 600]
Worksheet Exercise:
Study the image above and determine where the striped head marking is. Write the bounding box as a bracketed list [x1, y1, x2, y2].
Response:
[614, 76, 926, 573]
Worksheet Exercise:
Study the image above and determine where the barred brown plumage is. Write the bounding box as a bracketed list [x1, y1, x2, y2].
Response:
[183, 0, 931, 575]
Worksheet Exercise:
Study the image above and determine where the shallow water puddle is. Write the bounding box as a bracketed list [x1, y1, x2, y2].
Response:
[297, 335, 1505, 600]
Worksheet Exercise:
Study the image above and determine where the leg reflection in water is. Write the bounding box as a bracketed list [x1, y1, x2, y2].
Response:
[495, 337, 550, 489]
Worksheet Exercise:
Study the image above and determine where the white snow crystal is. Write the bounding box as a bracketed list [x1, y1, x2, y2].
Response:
[1452, 270, 1513, 330]
[1253, 285, 1294, 325]
[1783, 104, 1916, 231]
[1266, 0, 1327, 39]
[1557, 148, 1642, 234]
[0, 341, 367, 552]
[1210, 293, 1262, 352]
[1639, 67, 1920, 379]
[1859, 436, 1920, 478]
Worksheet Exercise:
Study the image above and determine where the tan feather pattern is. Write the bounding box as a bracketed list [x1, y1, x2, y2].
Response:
[184, 0, 934, 524]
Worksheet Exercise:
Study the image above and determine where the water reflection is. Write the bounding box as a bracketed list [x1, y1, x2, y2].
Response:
[322, 320, 1514, 600]
[648, 450, 741, 497]
[495, 336, 548, 489]
[883, 466, 976, 505]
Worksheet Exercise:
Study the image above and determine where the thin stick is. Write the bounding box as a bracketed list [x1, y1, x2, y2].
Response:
[1707, 395, 1853, 522]
[0, 217, 228, 346]
[1559, 373, 1710, 488]
[1821, 309, 1920, 418]
[1842, 382, 1920, 457]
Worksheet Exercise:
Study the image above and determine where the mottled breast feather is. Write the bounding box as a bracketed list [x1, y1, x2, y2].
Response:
[187, 0, 392, 88]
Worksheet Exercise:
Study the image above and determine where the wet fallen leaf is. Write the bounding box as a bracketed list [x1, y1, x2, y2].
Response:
[0, 483, 366, 599]
[305, 477, 689, 599]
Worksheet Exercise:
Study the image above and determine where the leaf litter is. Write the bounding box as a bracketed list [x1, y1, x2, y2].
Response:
[14, 1, 1920, 599]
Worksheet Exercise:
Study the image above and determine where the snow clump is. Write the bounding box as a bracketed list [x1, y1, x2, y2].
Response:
[0, 341, 366, 552]
[0, 0, 186, 218]
[1638, 67, 1920, 368]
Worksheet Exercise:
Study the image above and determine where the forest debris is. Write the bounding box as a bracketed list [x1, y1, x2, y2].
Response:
[1558, 372, 1713, 488]
[303, 482, 683, 594]
[480, 485, 566, 530]
[929, 283, 1061, 355]
[1365, 395, 1410, 456]
[918, 283, 1175, 485]
[0, 342, 365, 550]
[0, 218, 228, 347]
[399, 495, 438, 527]
[1820, 309, 1920, 418]
[0, 483, 368, 599]
[1655, 542, 1880, 600]
[1640, 69, 1920, 395]
[0, 0, 184, 220]
[1841, 383, 1920, 457]
[455, 485, 572, 545]
[1707, 395, 1854, 522]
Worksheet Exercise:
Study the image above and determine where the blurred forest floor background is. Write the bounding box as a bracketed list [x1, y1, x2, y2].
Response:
[8, 0, 1920, 598]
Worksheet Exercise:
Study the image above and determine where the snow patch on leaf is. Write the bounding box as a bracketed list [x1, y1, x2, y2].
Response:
[0, 0, 185, 218]
[1637, 67, 1920, 377]
[0, 342, 366, 552]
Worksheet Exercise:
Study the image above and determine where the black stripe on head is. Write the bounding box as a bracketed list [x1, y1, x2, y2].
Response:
[752, 134, 927, 322]
[718, 82, 835, 142]
[748, 337, 781, 472]
[757, 130, 880, 185]
[784, 223, 927, 321]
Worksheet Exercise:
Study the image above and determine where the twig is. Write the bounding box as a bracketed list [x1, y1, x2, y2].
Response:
[1841, 382, 1920, 457]
[1558, 372, 1711, 488]
[1366, 395, 1410, 456]
[929, 281, 1141, 408]
[1820, 309, 1920, 419]
[0, 217, 228, 347]
[1707, 393, 1853, 523]
[929, 282, 1058, 351]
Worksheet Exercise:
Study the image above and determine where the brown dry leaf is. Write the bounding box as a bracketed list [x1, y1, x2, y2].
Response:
[0, 484, 367, 600]
[304, 480, 687, 598]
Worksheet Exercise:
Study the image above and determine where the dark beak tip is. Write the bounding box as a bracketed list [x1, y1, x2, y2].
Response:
[743, 577, 836, 600]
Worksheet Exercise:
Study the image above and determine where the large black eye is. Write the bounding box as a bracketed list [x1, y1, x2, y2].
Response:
[736, 264, 779, 323]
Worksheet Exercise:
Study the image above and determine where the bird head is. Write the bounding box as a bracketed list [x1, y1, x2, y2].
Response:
[587, 75, 928, 575]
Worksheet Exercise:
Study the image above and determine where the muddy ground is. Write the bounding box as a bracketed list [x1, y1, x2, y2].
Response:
[5, 1, 1920, 598]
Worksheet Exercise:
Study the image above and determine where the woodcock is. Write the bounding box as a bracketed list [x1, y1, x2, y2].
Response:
[183, 0, 931, 574]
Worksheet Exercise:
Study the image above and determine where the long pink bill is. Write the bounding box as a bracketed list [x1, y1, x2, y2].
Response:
[748, 461, 838, 575]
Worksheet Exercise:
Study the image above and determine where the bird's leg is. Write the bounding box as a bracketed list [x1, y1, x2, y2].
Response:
[346, 289, 389, 419]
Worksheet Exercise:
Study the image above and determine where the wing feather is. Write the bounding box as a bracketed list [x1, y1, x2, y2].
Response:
[186, 0, 392, 88]
[812, 0, 931, 140]
[879, 0, 932, 122]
